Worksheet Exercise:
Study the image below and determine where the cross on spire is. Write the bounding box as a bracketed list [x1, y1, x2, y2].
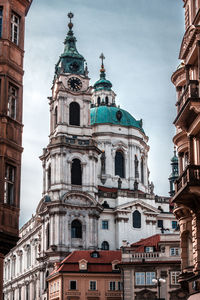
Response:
[100, 53, 105, 67]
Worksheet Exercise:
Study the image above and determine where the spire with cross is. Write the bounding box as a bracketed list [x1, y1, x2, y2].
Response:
[99, 53, 106, 75]
[54, 12, 85, 77]
[68, 12, 74, 31]
[100, 53, 105, 68]
[93, 53, 112, 92]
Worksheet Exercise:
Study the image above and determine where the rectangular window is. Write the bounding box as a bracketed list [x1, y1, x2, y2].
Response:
[170, 248, 180, 256]
[135, 272, 156, 286]
[8, 84, 18, 119]
[135, 272, 145, 286]
[146, 272, 156, 285]
[109, 281, 116, 291]
[145, 247, 154, 253]
[0, 7, 3, 38]
[157, 220, 163, 228]
[11, 12, 20, 45]
[172, 220, 178, 229]
[89, 281, 96, 290]
[102, 220, 109, 229]
[4, 164, 15, 205]
[70, 281, 77, 290]
[171, 271, 180, 285]
[118, 281, 121, 290]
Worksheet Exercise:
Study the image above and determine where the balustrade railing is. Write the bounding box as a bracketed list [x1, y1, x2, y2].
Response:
[175, 165, 200, 193]
[177, 80, 199, 113]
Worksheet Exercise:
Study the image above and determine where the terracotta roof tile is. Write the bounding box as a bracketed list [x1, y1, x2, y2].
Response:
[53, 250, 121, 274]
[130, 234, 161, 252]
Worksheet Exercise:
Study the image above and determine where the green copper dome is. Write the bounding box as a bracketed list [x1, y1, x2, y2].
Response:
[94, 77, 112, 91]
[90, 106, 144, 132]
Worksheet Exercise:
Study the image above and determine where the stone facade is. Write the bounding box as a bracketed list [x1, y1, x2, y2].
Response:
[3, 13, 178, 300]
[172, 0, 200, 299]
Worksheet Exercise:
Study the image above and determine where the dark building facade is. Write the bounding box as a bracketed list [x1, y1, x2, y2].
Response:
[0, 0, 31, 296]
[172, 0, 200, 299]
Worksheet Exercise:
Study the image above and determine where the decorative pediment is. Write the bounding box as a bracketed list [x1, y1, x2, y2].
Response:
[62, 191, 99, 208]
[115, 199, 160, 215]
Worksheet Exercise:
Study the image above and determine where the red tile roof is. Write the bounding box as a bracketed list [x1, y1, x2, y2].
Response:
[51, 250, 121, 275]
[130, 234, 161, 252]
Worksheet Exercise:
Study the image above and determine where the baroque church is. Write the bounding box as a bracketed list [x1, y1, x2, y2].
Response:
[3, 13, 177, 300]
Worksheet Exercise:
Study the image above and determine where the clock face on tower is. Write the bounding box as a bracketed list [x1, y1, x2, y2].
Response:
[67, 77, 82, 92]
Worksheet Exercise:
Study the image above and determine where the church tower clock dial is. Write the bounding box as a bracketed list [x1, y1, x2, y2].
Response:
[67, 76, 82, 91]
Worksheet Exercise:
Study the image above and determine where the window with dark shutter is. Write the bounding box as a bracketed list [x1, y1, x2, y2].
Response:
[133, 210, 141, 228]
[69, 102, 80, 126]
[71, 220, 82, 238]
[101, 241, 109, 250]
[115, 151, 125, 178]
[71, 159, 82, 185]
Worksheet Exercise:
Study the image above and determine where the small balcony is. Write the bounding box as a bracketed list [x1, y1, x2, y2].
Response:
[173, 165, 200, 206]
[174, 80, 200, 129]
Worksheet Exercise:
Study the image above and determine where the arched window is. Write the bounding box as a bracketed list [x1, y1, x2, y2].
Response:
[47, 165, 51, 190]
[46, 223, 50, 250]
[115, 151, 125, 178]
[105, 96, 109, 105]
[133, 210, 141, 228]
[101, 241, 109, 250]
[141, 158, 144, 184]
[54, 106, 58, 128]
[71, 220, 82, 238]
[71, 159, 82, 185]
[69, 102, 80, 126]
[97, 96, 100, 105]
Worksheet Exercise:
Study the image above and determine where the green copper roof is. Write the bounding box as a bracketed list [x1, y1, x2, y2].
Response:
[55, 13, 85, 76]
[94, 76, 112, 91]
[90, 105, 144, 132]
[94, 54, 112, 91]
[171, 149, 178, 163]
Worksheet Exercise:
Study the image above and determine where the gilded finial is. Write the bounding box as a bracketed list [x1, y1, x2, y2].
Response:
[99, 53, 105, 73]
[68, 12, 74, 30]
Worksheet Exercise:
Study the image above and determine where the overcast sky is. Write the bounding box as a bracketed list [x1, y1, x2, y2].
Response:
[20, 0, 185, 226]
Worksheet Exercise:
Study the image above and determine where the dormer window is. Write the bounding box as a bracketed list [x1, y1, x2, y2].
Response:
[145, 246, 154, 253]
[90, 251, 99, 258]
[79, 259, 87, 270]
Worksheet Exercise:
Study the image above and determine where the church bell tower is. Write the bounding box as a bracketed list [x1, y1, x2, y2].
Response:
[39, 13, 102, 256]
